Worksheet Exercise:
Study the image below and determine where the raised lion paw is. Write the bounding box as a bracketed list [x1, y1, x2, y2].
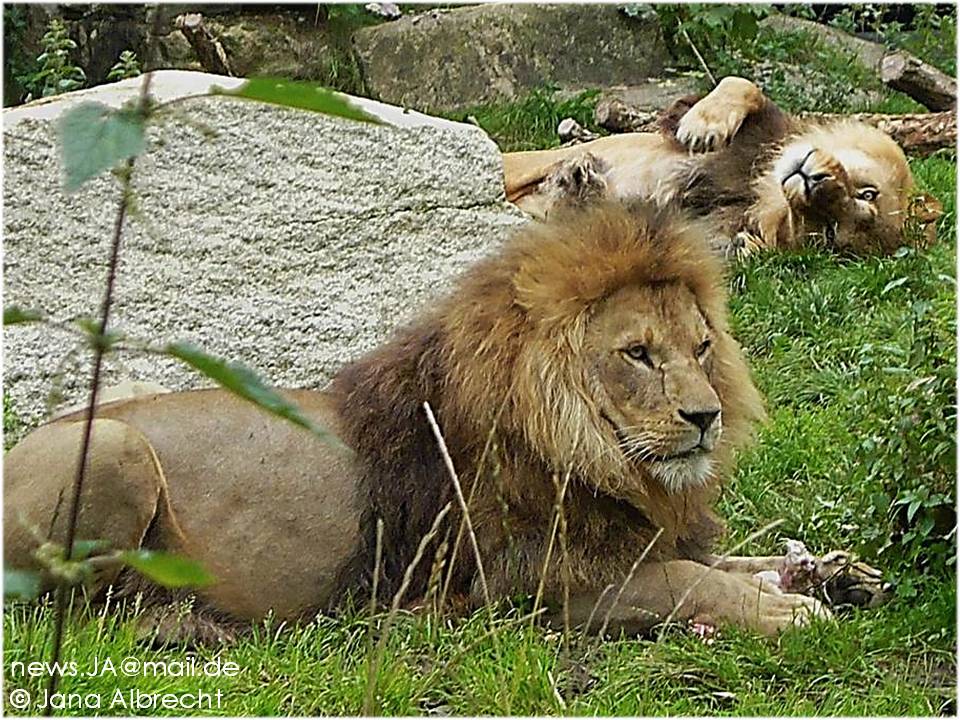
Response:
[676, 103, 748, 153]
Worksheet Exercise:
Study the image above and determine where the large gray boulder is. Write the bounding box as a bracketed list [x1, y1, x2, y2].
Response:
[3, 71, 527, 427]
[353, 4, 667, 112]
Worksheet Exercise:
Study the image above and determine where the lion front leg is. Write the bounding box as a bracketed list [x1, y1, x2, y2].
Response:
[675, 76, 767, 152]
[565, 560, 832, 637]
[704, 554, 786, 574]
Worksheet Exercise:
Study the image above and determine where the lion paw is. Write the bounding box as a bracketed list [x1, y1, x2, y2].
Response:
[676, 104, 748, 153]
[541, 152, 609, 202]
[714, 231, 761, 261]
[754, 591, 833, 635]
[815, 551, 892, 609]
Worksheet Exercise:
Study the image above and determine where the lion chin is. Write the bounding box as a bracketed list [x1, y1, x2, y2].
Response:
[646, 454, 715, 494]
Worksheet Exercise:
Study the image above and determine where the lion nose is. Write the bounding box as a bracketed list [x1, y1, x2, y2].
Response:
[679, 409, 720, 433]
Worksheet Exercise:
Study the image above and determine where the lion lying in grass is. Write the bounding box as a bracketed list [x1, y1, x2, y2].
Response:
[8, 202, 885, 644]
[504, 76, 942, 257]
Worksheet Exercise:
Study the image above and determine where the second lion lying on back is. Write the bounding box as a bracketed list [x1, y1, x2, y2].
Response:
[504, 76, 942, 257]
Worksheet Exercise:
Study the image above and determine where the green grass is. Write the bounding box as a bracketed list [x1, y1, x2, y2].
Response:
[445, 86, 604, 152]
[4, 15, 956, 716]
[4, 394, 25, 450]
[4, 157, 954, 715]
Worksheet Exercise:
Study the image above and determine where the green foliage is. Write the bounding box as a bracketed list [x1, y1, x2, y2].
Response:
[824, 4, 957, 75]
[326, 3, 370, 23]
[641, 4, 773, 62]
[447, 86, 603, 152]
[828, 4, 900, 36]
[119, 550, 214, 588]
[889, 4, 957, 76]
[3, 589, 954, 715]
[106, 50, 141, 82]
[58, 102, 147, 192]
[3, 5, 34, 106]
[632, 4, 953, 113]
[213, 77, 381, 123]
[3, 394, 24, 450]
[706, 23, 928, 113]
[22, 18, 85, 101]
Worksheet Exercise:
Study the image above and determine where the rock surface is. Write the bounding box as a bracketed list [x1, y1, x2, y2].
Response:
[3, 71, 527, 427]
[353, 4, 667, 111]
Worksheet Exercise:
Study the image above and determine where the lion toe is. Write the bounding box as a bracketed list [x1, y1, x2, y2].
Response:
[676, 106, 746, 152]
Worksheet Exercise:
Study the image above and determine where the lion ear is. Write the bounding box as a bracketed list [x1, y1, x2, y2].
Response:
[908, 191, 944, 224]
[904, 191, 944, 248]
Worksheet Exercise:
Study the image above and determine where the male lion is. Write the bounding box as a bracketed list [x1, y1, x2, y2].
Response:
[7, 203, 839, 643]
[504, 76, 942, 257]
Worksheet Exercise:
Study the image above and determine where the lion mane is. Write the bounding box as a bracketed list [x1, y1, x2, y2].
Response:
[331, 202, 765, 606]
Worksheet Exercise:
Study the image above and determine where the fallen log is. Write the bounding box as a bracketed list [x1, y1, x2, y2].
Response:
[881, 51, 957, 114]
[760, 15, 955, 111]
[593, 97, 955, 156]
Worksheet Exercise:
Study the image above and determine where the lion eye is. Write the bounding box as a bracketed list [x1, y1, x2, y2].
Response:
[623, 344, 653, 368]
[696, 339, 711, 358]
[857, 188, 879, 202]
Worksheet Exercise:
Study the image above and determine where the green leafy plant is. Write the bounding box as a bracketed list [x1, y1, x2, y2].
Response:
[3, 5, 33, 106]
[630, 4, 772, 71]
[828, 4, 901, 38]
[106, 49, 141, 82]
[889, 4, 957, 76]
[23, 18, 85, 101]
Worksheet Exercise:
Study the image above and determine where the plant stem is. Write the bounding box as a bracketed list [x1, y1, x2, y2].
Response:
[43, 165, 132, 716]
[678, 20, 718, 88]
[42, 65, 156, 716]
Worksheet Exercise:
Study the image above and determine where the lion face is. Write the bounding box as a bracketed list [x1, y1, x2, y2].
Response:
[585, 282, 722, 493]
[769, 123, 940, 253]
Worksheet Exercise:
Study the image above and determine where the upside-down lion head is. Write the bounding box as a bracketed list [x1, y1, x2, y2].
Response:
[752, 122, 943, 254]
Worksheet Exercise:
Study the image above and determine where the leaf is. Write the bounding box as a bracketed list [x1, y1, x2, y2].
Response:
[4, 569, 41, 600]
[165, 342, 351, 453]
[213, 78, 382, 124]
[59, 101, 146, 192]
[916, 515, 936, 538]
[907, 499, 922, 522]
[75, 317, 123, 351]
[4, 306, 43, 325]
[120, 550, 214, 588]
[881, 276, 909, 295]
[731, 9, 759, 40]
